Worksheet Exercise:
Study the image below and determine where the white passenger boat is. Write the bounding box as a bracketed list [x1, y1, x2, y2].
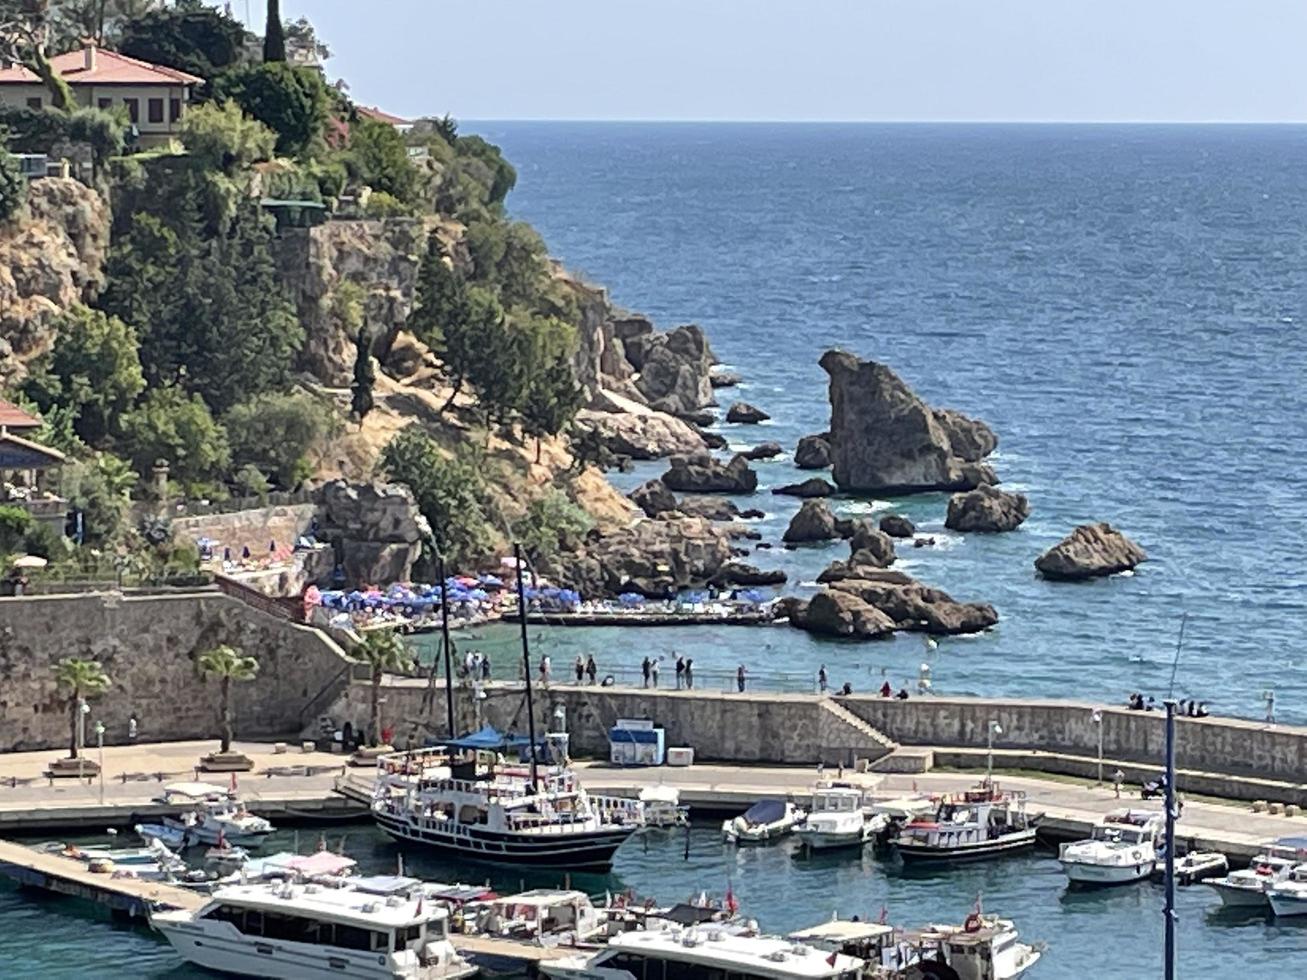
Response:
[722, 798, 805, 844]
[473, 888, 607, 943]
[159, 781, 275, 847]
[1204, 837, 1307, 908]
[794, 785, 887, 851]
[150, 874, 477, 979]
[892, 784, 1039, 865]
[1267, 864, 1307, 917]
[1058, 809, 1164, 886]
[370, 747, 643, 871]
[639, 785, 690, 828]
[541, 923, 864, 980]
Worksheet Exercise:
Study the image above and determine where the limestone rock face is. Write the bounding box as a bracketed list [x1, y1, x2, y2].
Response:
[551, 516, 733, 598]
[819, 350, 997, 493]
[574, 408, 707, 460]
[629, 479, 678, 518]
[783, 500, 841, 543]
[740, 441, 783, 461]
[772, 477, 835, 498]
[0, 178, 110, 385]
[932, 408, 998, 462]
[709, 370, 741, 389]
[661, 453, 757, 494]
[1035, 523, 1146, 580]
[634, 324, 716, 415]
[726, 401, 770, 424]
[879, 514, 915, 538]
[828, 577, 998, 635]
[794, 432, 833, 469]
[800, 589, 896, 639]
[317, 480, 429, 587]
[946, 485, 1031, 533]
[847, 520, 896, 567]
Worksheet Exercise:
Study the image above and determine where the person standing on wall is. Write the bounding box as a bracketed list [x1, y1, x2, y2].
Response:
[641, 656, 652, 689]
[737, 664, 747, 693]
[675, 655, 685, 690]
[818, 665, 828, 694]
[585, 653, 597, 685]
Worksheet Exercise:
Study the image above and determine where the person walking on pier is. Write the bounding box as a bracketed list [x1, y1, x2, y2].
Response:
[737, 663, 747, 693]
[1112, 768, 1124, 798]
[481, 654, 491, 681]
[540, 654, 551, 687]
[641, 656, 652, 688]
[684, 657, 694, 689]
[675, 655, 685, 689]
[575, 655, 585, 684]
[818, 665, 828, 694]
[650, 658, 660, 688]
[585, 653, 597, 685]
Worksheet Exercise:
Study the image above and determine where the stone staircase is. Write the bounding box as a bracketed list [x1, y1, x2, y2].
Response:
[818, 698, 899, 766]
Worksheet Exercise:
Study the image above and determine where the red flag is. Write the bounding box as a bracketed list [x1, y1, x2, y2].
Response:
[826, 951, 838, 967]
[725, 883, 738, 916]
[229, 772, 238, 794]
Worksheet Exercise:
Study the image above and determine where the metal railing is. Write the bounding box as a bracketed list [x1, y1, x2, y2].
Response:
[213, 573, 303, 622]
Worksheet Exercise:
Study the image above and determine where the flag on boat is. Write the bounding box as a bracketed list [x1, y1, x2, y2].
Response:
[725, 883, 738, 916]
[826, 951, 838, 966]
[229, 772, 237, 793]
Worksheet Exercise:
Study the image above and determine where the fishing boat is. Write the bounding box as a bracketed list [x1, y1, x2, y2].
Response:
[639, 785, 690, 828]
[794, 784, 887, 851]
[134, 821, 191, 849]
[1204, 837, 1307, 908]
[722, 798, 805, 844]
[541, 922, 864, 980]
[150, 875, 476, 979]
[1058, 809, 1164, 886]
[892, 783, 1039, 865]
[1268, 864, 1307, 917]
[369, 746, 644, 871]
[159, 781, 275, 847]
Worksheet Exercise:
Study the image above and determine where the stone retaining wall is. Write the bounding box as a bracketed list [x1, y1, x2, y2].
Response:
[171, 503, 317, 557]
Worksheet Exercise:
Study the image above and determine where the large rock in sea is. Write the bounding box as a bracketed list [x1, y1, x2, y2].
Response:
[847, 519, 897, 567]
[710, 561, 787, 586]
[317, 480, 430, 587]
[629, 479, 678, 518]
[794, 432, 832, 469]
[573, 407, 706, 460]
[819, 350, 997, 493]
[709, 369, 741, 389]
[726, 401, 770, 424]
[782, 500, 841, 543]
[946, 485, 1031, 533]
[552, 516, 733, 598]
[633, 324, 716, 416]
[661, 453, 757, 494]
[798, 589, 896, 639]
[879, 514, 915, 538]
[772, 477, 835, 498]
[1035, 523, 1146, 581]
[828, 577, 998, 635]
[740, 441, 783, 461]
[677, 495, 740, 521]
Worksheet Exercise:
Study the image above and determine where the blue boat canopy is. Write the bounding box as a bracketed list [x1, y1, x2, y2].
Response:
[1274, 836, 1307, 851]
[446, 724, 536, 751]
[743, 798, 786, 825]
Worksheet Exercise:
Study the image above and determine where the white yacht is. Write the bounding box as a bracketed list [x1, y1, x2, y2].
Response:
[1204, 837, 1307, 908]
[370, 747, 643, 871]
[473, 888, 607, 944]
[160, 781, 275, 847]
[1058, 809, 1164, 886]
[639, 785, 690, 828]
[150, 874, 477, 980]
[794, 785, 887, 851]
[541, 923, 863, 980]
[1267, 864, 1307, 917]
[723, 798, 806, 844]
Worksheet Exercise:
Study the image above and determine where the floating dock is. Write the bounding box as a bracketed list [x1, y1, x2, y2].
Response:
[525, 611, 773, 627]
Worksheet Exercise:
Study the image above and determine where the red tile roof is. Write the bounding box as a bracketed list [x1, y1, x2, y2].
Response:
[357, 105, 410, 126]
[0, 45, 203, 87]
[0, 400, 40, 430]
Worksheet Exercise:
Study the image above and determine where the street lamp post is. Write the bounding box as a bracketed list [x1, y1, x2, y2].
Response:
[77, 700, 89, 784]
[95, 721, 105, 804]
[1091, 709, 1103, 786]
[985, 720, 1002, 785]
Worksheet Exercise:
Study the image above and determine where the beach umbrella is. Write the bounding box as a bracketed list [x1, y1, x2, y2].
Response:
[619, 592, 645, 606]
[10, 554, 46, 569]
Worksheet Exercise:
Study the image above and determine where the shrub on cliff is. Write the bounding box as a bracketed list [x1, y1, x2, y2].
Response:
[0, 145, 24, 223]
[213, 62, 330, 157]
[180, 101, 275, 173]
[513, 490, 593, 568]
[119, 386, 231, 492]
[225, 391, 332, 490]
[59, 453, 136, 547]
[346, 115, 418, 202]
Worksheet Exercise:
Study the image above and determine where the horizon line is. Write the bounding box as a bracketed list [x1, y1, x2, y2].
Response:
[456, 117, 1307, 126]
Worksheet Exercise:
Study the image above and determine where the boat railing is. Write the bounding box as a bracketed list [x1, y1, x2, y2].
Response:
[592, 794, 646, 826]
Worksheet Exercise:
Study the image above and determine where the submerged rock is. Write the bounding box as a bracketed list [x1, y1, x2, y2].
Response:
[740, 441, 783, 461]
[794, 432, 833, 470]
[782, 500, 842, 543]
[772, 477, 836, 498]
[820, 350, 997, 493]
[726, 401, 770, 424]
[879, 514, 916, 538]
[946, 484, 1031, 533]
[1035, 523, 1146, 580]
[661, 453, 758, 494]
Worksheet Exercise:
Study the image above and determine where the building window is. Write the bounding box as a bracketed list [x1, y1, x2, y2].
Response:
[124, 98, 139, 123]
[25, 97, 41, 109]
[148, 98, 164, 124]
[169, 98, 181, 122]
[98, 97, 112, 110]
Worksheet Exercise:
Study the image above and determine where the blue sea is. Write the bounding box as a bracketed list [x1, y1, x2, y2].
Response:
[472, 122, 1307, 723]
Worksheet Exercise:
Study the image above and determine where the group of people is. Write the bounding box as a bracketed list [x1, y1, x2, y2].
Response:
[815, 665, 856, 697]
[639, 654, 698, 689]
[461, 650, 492, 682]
[1126, 692, 1209, 717]
[572, 654, 599, 685]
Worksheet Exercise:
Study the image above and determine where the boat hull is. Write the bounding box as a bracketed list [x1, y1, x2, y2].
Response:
[1269, 892, 1307, 917]
[795, 827, 870, 850]
[1205, 881, 1270, 908]
[374, 810, 638, 871]
[896, 830, 1038, 865]
[1061, 858, 1155, 886]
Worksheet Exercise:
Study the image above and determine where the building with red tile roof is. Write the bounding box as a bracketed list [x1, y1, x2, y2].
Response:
[356, 105, 413, 132]
[0, 400, 40, 432]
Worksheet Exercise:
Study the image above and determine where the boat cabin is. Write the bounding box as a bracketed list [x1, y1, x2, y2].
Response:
[809, 785, 863, 814]
[787, 919, 896, 961]
[576, 926, 864, 980]
[479, 888, 604, 943]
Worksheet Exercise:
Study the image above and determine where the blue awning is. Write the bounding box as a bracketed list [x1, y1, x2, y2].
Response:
[446, 724, 536, 751]
[743, 798, 786, 824]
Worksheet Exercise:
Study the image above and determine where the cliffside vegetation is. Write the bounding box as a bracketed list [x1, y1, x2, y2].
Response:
[0, 1, 596, 569]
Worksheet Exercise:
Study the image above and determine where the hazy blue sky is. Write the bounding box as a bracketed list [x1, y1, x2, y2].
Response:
[244, 1, 1306, 122]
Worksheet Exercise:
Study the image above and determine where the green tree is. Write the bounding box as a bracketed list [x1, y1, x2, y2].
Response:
[465, 218, 548, 309]
[22, 305, 144, 447]
[521, 355, 584, 464]
[351, 629, 414, 746]
[180, 101, 275, 173]
[350, 328, 375, 423]
[59, 452, 136, 545]
[196, 644, 258, 754]
[224, 390, 328, 490]
[53, 657, 110, 759]
[213, 61, 329, 156]
[453, 134, 516, 206]
[117, 1, 250, 82]
[347, 115, 417, 201]
[0, 504, 31, 553]
[409, 237, 466, 348]
[0, 144, 25, 222]
[381, 427, 493, 569]
[118, 386, 230, 491]
[513, 490, 593, 568]
[262, 0, 285, 62]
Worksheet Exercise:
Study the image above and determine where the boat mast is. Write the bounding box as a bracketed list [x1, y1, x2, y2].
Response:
[439, 553, 456, 740]
[513, 543, 539, 790]
[1163, 697, 1177, 980]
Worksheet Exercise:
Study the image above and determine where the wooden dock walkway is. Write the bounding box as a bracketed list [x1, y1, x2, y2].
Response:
[0, 837, 203, 918]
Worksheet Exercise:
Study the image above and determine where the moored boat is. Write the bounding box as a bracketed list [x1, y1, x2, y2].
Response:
[794, 784, 886, 851]
[1059, 809, 1164, 886]
[892, 783, 1039, 865]
[723, 798, 805, 844]
[639, 785, 690, 828]
[159, 781, 275, 847]
[1267, 864, 1307, 917]
[1204, 838, 1307, 909]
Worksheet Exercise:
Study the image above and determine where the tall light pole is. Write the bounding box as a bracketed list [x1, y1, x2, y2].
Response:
[985, 720, 1002, 785]
[94, 721, 105, 804]
[1091, 709, 1103, 786]
[1163, 699, 1178, 980]
[77, 700, 89, 784]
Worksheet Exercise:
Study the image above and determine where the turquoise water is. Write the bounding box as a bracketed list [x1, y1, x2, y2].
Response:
[1, 819, 1298, 978]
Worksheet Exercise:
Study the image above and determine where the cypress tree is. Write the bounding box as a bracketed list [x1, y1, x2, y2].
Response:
[350, 328, 375, 423]
[264, 0, 287, 62]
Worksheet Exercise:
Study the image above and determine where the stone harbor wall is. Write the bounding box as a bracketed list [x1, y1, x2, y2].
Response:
[0, 591, 350, 753]
[171, 503, 318, 558]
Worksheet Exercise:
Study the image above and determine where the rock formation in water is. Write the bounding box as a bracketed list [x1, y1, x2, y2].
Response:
[740, 441, 783, 461]
[710, 561, 787, 586]
[794, 432, 832, 469]
[819, 350, 997, 493]
[726, 401, 770, 424]
[945, 484, 1031, 533]
[660, 453, 758, 494]
[709, 369, 741, 389]
[632, 324, 716, 416]
[794, 589, 897, 639]
[551, 515, 733, 598]
[847, 519, 897, 567]
[879, 514, 915, 538]
[316, 480, 430, 587]
[772, 477, 836, 498]
[1035, 523, 1146, 580]
[782, 499, 842, 543]
[629, 479, 678, 518]
[677, 495, 741, 521]
[826, 576, 998, 635]
[574, 405, 707, 460]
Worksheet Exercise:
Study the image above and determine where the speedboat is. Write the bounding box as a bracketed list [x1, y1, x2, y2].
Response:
[722, 798, 805, 844]
[892, 783, 1039, 865]
[794, 784, 886, 851]
[1059, 809, 1164, 886]
[1269, 864, 1307, 917]
[135, 822, 191, 849]
[639, 785, 689, 827]
[1204, 838, 1307, 908]
[1170, 850, 1228, 885]
[150, 875, 477, 979]
[160, 781, 275, 847]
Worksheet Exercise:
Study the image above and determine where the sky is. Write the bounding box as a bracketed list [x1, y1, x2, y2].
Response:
[241, 1, 1307, 123]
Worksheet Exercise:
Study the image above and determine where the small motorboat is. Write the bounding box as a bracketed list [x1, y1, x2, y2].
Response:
[1059, 809, 1164, 886]
[722, 798, 804, 844]
[1168, 851, 1229, 885]
[135, 822, 190, 849]
[1205, 837, 1307, 908]
[204, 842, 251, 873]
[639, 785, 689, 828]
[794, 784, 886, 851]
[893, 783, 1039, 865]
[159, 781, 275, 847]
[1268, 864, 1307, 917]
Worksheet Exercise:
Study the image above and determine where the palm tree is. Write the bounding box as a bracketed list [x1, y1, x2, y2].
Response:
[197, 645, 260, 754]
[352, 629, 415, 747]
[53, 658, 110, 759]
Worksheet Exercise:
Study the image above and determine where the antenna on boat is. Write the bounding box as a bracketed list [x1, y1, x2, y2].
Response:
[514, 542, 540, 791]
[1166, 613, 1187, 700]
[438, 552, 456, 739]
[1163, 697, 1177, 980]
